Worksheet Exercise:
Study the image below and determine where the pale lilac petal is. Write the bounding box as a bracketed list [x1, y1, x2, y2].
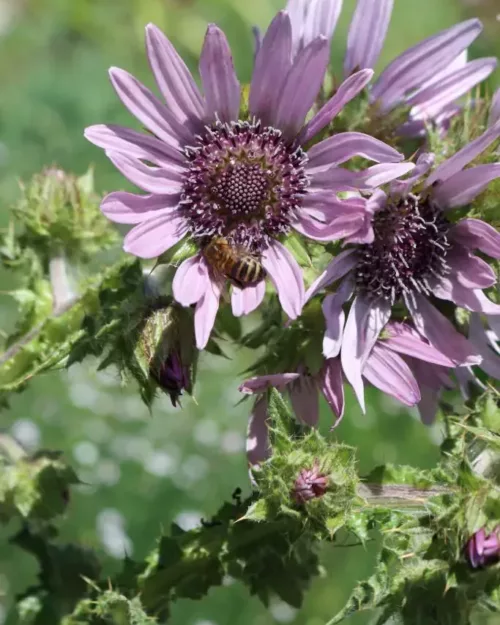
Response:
[435, 278, 500, 315]
[293, 211, 365, 242]
[426, 122, 500, 187]
[194, 277, 221, 349]
[384, 323, 455, 367]
[417, 387, 441, 425]
[231, 282, 266, 317]
[448, 249, 496, 289]
[199, 25, 240, 123]
[173, 255, 209, 305]
[312, 162, 415, 191]
[300, 69, 373, 144]
[239, 374, 301, 394]
[371, 19, 482, 111]
[84, 124, 185, 166]
[450, 218, 500, 259]
[322, 281, 353, 358]
[406, 293, 481, 365]
[307, 132, 402, 171]
[318, 358, 344, 426]
[274, 37, 330, 140]
[408, 58, 497, 122]
[344, 0, 393, 76]
[286, 0, 307, 53]
[303, 0, 343, 46]
[363, 344, 420, 406]
[261, 241, 304, 319]
[341, 296, 391, 412]
[109, 67, 191, 145]
[469, 314, 500, 380]
[106, 152, 183, 195]
[433, 164, 500, 209]
[366, 189, 388, 214]
[289, 376, 319, 426]
[145, 24, 205, 130]
[123, 212, 188, 259]
[390, 153, 435, 197]
[305, 248, 357, 301]
[249, 12, 292, 126]
[246, 397, 270, 466]
[489, 315, 500, 338]
[300, 194, 367, 222]
[100, 191, 180, 224]
[414, 50, 468, 93]
[489, 88, 500, 127]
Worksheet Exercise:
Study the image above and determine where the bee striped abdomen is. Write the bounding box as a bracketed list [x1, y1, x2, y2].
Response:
[230, 258, 266, 287]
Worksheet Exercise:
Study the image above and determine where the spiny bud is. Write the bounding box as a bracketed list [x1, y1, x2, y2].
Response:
[293, 461, 328, 504]
[466, 526, 500, 569]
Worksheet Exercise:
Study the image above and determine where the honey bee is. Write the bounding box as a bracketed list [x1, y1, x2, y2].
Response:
[203, 237, 266, 288]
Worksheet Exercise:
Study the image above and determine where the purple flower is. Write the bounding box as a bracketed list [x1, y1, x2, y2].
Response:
[151, 349, 190, 407]
[467, 526, 500, 568]
[306, 124, 500, 411]
[490, 88, 500, 127]
[85, 16, 408, 349]
[293, 462, 329, 504]
[343, 0, 496, 136]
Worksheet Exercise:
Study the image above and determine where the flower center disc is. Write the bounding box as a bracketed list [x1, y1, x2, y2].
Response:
[355, 193, 451, 303]
[180, 120, 309, 253]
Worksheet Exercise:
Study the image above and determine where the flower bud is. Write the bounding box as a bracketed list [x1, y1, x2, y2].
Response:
[466, 526, 500, 568]
[293, 462, 328, 504]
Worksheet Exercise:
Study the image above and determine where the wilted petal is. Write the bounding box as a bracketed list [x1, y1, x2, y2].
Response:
[231, 282, 266, 317]
[390, 152, 435, 197]
[384, 323, 455, 367]
[173, 255, 210, 306]
[239, 373, 301, 394]
[274, 37, 330, 140]
[194, 277, 221, 349]
[289, 376, 319, 426]
[300, 69, 373, 144]
[199, 25, 240, 123]
[426, 121, 500, 187]
[249, 11, 292, 126]
[371, 19, 482, 111]
[305, 249, 357, 301]
[489, 88, 500, 127]
[293, 211, 365, 242]
[262, 241, 304, 319]
[313, 163, 415, 191]
[84, 124, 184, 166]
[322, 281, 353, 358]
[433, 164, 500, 209]
[407, 292, 481, 365]
[246, 397, 270, 466]
[318, 358, 345, 426]
[450, 218, 500, 259]
[438, 279, 500, 315]
[101, 191, 180, 224]
[363, 344, 420, 406]
[341, 296, 391, 412]
[344, 0, 393, 76]
[106, 151, 183, 195]
[123, 212, 188, 259]
[145, 23, 205, 130]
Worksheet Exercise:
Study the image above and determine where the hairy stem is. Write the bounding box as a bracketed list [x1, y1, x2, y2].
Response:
[357, 482, 453, 508]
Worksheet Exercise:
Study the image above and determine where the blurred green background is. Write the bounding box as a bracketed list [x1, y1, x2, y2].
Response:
[0, 0, 499, 624]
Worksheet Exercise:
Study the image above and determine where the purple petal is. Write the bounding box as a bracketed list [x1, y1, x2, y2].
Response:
[274, 37, 329, 140]
[303, 0, 343, 46]
[312, 162, 415, 191]
[406, 293, 481, 366]
[194, 277, 221, 349]
[363, 344, 421, 406]
[341, 296, 391, 412]
[371, 19, 482, 112]
[489, 88, 500, 127]
[489, 315, 500, 338]
[249, 11, 292, 126]
[106, 151, 183, 195]
[433, 164, 500, 209]
[123, 212, 188, 259]
[390, 152, 435, 197]
[469, 314, 500, 380]
[289, 376, 319, 426]
[101, 191, 180, 224]
[322, 281, 353, 358]
[299, 69, 373, 144]
[239, 373, 301, 394]
[286, 0, 307, 52]
[246, 397, 270, 466]
[173, 255, 210, 306]
[199, 25, 240, 123]
[434, 278, 500, 315]
[84, 124, 184, 166]
[261, 241, 304, 319]
[384, 323, 455, 367]
[307, 132, 403, 171]
[450, 218, 500, 259]
[305, 249, 357, 301]
[293, 211, 365, 242]
[408, 58, 497, 122]
[318, 358, 345, 426]
[448, 249, 497, 289]
[426, 123, 500, 188]
[145, 24, 205, 131]
[417, 386, 441, 425]
[231, 282, 266, 317]
[109, 67, 191, 145]
[344, 0, 393, 76]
